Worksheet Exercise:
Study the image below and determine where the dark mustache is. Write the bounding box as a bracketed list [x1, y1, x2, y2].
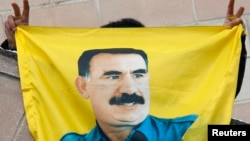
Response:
[109, 93, 145, 105]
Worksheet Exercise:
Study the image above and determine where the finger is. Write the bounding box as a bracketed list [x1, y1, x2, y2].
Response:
[4, 20, 11, 33]
[228, 18, 243, 28]
[5, 21, 16, 49]
[7, 15, 16, 31]
[4, 21, 14, 43]
[14, 19, 23, 26]
[11, 3, 21, 17]
[22, 0, 30, 18]
[235, 7, 245, 18]
[226, 0, 234, 17]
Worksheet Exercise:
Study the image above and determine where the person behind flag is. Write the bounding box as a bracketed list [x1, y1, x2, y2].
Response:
[0, 0, 245, 50]
[0, 0, 247, 140]
[61, 48, 198, 141]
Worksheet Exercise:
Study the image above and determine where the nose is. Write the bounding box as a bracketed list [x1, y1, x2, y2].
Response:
[119, 75, 137, 94]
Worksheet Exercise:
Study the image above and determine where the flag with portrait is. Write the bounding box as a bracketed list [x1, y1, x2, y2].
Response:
[16, 25, 244, 141]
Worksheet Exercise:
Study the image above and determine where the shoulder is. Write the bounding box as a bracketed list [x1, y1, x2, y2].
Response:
[139, 115, 198, 140]
[150, 114, 198, 123]
[60, 125, 101, 141]
[169, 114, 198, 123]
[149, 114, 198, 131]
[60, 132, 87, 141]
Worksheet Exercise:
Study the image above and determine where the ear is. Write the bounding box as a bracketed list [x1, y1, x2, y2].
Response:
[75, 76, 89, 99]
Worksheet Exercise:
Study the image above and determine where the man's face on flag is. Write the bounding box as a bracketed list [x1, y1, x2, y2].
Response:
[77, 53, 150, 126]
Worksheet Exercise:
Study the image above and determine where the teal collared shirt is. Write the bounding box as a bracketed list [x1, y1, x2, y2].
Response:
[60, 114, 198, 141]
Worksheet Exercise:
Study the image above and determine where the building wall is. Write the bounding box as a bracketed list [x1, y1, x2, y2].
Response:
[1, 0, 250, 101]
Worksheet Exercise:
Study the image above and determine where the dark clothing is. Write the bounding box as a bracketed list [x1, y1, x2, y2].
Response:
[0, 39, 10, 50]
[235, 34, 247, 97]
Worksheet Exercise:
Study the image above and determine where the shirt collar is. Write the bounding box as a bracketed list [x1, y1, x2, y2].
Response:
[131, 115, 152, 140]
[90, 115, 152, 141]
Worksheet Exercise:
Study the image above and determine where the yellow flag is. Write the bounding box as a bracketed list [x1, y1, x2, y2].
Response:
[16, 25, 244, 141]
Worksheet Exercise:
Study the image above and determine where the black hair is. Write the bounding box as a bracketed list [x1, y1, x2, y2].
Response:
[78, 48, 148, 77]
[78, 18, 146, 77]
[101, 18, 145, 28]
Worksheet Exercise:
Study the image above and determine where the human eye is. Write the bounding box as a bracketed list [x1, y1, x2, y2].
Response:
[105, 75, 120, 80]
[103, 71, 121, 80]
[133, 73, 145, 79]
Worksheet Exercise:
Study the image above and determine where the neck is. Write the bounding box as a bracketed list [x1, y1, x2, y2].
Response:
[98, 122, 135, 141]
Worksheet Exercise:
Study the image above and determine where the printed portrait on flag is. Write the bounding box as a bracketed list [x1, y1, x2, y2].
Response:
[15, 25, 245, 141]
[60, 48, 198, 141]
